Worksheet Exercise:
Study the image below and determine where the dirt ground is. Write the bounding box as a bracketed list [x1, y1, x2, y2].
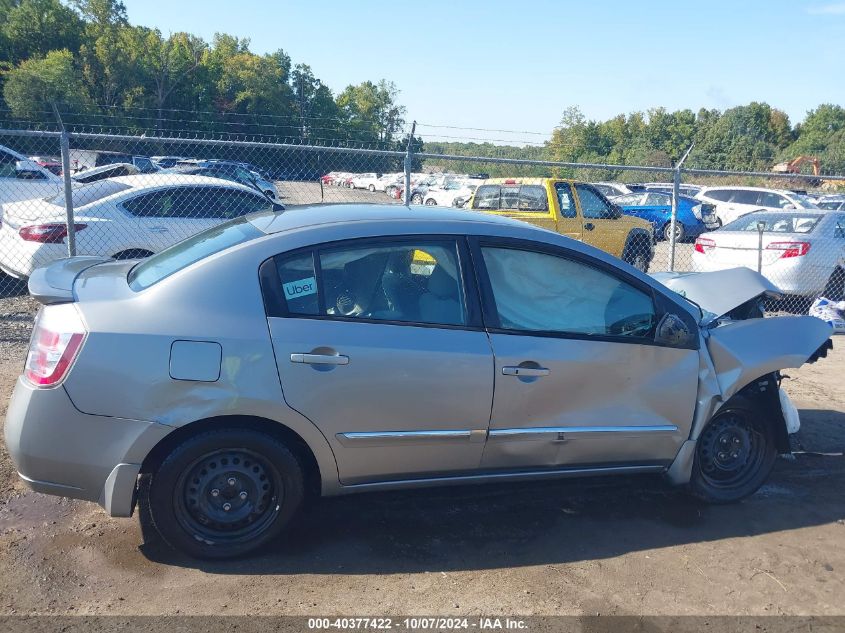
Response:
[0, 290, 843, 617]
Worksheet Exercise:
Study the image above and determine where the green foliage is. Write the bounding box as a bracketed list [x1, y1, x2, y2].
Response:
[1, 2, 844, 179]
[3, 48, 93, 118]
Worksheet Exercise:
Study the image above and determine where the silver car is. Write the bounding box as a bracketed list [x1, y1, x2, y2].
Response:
[693, 210, 845, 299]
[5, 204, 833, 559]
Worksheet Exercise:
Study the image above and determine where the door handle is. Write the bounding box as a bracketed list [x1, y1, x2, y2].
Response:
[502, 366, 550, 377]
[148, 226, 169, 233]
[290, 353, 349, 366]
[584, 222, 595, 231]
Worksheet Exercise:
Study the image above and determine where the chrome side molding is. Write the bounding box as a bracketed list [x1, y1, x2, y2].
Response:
[336, 429, 486, 447]
[488, 424, 678, 441]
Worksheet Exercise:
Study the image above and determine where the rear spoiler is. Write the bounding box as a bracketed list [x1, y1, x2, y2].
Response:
[28, 256, 113, 305]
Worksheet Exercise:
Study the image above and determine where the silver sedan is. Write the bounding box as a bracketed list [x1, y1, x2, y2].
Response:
[5, 204, 834, 558]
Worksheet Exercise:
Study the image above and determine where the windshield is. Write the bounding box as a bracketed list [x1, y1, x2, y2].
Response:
[724, 213, 822, 234]
[128, 217, 263, 291]
[48, 180, 131, 207]
[786, 193, 820, 209]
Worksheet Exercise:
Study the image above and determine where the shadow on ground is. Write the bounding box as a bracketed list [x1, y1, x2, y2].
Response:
[137, 409, 845, 575]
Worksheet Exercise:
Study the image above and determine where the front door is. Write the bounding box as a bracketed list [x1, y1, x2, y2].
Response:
[574, 183, 630, 255]
[472, 240, 699, 471]
[266, 237, 494, 484]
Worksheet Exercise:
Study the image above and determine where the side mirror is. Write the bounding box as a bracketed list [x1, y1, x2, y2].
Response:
[783, 204, 796, 210]
[604, 204, 623, 219]
[655, 313, 695, 348]
[272, 202, 285, 212]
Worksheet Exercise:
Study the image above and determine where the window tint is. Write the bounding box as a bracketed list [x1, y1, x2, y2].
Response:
[723, 213, 822, 233]
[472, 185, 501, 209]
[555, 183, 576, 218]
[124, 186, 272, 219]
[729, 190, 759, 205]
[644, 192, 670, 205]
[318, 241, 466, 326]
[470, 184, 548, 212]
[705, 189, 732, 202]
[277, 252, 319, 315]
[575, 185, 615, 219]
[759, 192, 791, 208]
[481, 247, 655, 338]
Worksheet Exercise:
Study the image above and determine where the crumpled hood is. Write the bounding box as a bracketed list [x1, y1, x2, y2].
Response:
[651, 268, 781, 324]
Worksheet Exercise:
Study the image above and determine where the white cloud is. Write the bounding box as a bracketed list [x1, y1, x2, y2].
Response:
[807, 3, 845, 14]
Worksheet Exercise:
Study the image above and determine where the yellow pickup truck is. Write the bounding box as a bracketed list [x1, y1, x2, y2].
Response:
[468, 178, 655, 271]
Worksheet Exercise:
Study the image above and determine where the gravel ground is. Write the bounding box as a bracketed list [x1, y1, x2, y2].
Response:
[0, 286, 843, 617]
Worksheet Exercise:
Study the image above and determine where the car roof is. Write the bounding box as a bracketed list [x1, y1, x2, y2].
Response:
[107, 173, 257, 191]
[250, 203, 542, 236]
[699, 185, 794, 195]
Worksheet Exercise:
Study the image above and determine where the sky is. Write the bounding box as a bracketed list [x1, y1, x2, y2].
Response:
[121, 0, 845, 145]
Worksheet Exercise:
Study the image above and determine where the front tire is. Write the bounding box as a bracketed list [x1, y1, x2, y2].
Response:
[411, 193, 423, 205]
[145, 428, 304, 559]
[689, 401, 776, 504]
[424, 198, 437, 206]
[368, 184, 375, 192]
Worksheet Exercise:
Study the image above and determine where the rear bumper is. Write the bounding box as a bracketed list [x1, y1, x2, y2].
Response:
[4, 377, 173, 517]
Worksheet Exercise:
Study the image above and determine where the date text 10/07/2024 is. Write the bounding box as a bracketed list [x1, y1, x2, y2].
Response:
[307, 617, 529, 630]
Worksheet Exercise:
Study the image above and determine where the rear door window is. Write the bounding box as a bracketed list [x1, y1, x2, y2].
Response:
[472, 185, 501, 209]
[555, 183, 576, 218]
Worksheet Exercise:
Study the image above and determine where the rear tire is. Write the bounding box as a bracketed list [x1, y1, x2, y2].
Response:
[823, 267, 845, 301]
[689, 400, 776, 504]
[145, 428, 304, 559]
[622, 237, 651, 273]
[662, 221, 685, 243]
[368, 184, 375, 192]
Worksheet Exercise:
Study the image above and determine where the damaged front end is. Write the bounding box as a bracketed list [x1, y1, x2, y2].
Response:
[652, 268, 834, 485]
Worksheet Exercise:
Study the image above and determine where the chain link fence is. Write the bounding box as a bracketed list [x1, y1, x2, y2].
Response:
[1, 127, 844, 319]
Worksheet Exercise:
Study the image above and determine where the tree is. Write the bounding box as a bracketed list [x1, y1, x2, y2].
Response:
[138, 30, 206, 129]
[291, 63, 341, 142]
[3, 0, 84, 63]
[336, 79, 406, 144]
[3, 49, 94, 119]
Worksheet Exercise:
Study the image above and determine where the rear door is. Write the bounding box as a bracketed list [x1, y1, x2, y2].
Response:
[265, 237, 494, 484]
[472, 238, 699, 471]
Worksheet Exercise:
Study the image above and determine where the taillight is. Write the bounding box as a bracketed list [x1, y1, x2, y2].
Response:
[766, 241, 811, 258]
[694, 237, 716, 254]
[19, 223, 87, 244]
[24, 306, 86, 387]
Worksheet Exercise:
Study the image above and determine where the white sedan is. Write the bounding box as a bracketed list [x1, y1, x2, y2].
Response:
[692, 210, 845, 300]
[422, 182, 477, 207]
[0, 174, 282, 279]
[349, 173, 383, 191]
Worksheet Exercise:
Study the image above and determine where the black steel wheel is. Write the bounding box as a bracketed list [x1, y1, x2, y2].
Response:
[146, 428, 304, 559]
[175, 449, 280, 544]
[689, 401, 776, 503]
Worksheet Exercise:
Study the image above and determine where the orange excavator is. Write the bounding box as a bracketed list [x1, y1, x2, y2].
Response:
[772, 156, 823, 188]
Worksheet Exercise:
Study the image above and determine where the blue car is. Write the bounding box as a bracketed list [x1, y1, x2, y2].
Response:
[613, 191, 720, 242]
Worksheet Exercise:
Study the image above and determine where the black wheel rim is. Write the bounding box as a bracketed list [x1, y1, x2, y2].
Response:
[697, 413, 766, 490]
[174, 448, 282, 545]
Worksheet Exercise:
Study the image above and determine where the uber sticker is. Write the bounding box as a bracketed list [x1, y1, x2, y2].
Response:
[283, 276, 317, 300]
